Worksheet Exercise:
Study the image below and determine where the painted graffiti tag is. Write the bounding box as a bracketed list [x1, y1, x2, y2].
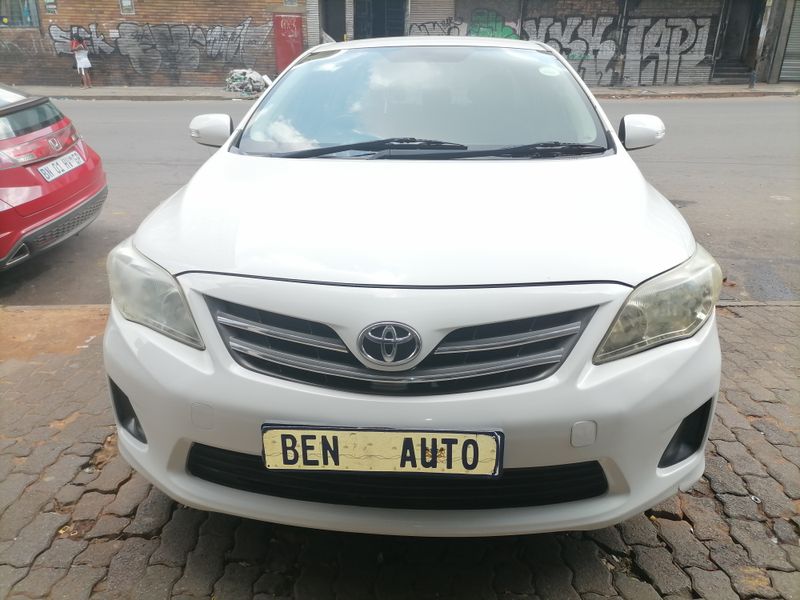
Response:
[205, 17, 273, 68]
[524, 15, 712, 85]
[407, 17, 465, 36]
[49, 23, 115, 55]
[0, 33, 54, 56]
[409, 10, 713, 86]
[116, 22, 206, 75]
[46, 18, 273, 76]
[467, 9, 519, 39]
[523, 17, 618, 85]
[624, 17, 712, 85]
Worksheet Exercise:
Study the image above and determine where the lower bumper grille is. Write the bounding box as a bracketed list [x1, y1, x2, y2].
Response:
[28, 187, 107, 252]
[186, 443, 608, 510]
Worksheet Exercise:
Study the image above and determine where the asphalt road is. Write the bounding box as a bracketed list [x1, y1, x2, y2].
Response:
[0, 96, 797, 305]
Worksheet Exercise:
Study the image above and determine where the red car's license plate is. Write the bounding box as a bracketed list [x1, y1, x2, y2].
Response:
[37, 150, 85, 182]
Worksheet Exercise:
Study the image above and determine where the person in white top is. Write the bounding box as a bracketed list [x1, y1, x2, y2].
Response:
[70, 34, 93, 88]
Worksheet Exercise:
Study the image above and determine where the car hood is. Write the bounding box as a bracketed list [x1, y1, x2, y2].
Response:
[134, 150, 695, 287]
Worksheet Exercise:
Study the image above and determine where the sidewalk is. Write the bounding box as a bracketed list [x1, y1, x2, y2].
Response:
[0, 303, 798, 599]
[11, 82, 800, 101]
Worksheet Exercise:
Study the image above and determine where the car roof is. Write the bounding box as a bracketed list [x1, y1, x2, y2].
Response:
[309, 36, 552, 54]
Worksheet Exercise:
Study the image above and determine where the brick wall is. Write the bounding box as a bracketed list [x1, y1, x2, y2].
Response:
[0, 0, 307, 86]
[438, 0, 724, 85]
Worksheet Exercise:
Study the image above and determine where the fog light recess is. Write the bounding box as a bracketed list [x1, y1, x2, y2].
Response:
[109, 379, 147, 443]
[658, 399, 713, 468]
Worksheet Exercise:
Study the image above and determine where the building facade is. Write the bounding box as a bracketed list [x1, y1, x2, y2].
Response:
[0, 0, 797, 86]
[0, 0, 307, 86]
[313, 0, 800, 85]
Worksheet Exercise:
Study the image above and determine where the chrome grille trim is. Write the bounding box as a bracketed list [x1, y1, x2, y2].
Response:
[217, 311, 348, 353]
[434, 321, 582, 354]
[207, 296, 596, 395]
[229, 336, 563, 384]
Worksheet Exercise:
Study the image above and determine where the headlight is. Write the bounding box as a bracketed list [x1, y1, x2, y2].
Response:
[107, 239, 204, 349]
[594, 244, 721, 364]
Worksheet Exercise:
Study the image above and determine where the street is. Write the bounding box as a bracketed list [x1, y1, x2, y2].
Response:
[0, 97, 798, 305]
[0, 95, 799, 600]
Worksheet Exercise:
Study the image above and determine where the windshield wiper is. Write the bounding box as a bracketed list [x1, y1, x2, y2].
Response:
[362, 141, 609, 160]
[479, 142, 608, 158]
[275, 137, 468, 158]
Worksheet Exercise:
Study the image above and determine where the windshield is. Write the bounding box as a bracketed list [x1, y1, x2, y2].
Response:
[238, 45, 610, 158]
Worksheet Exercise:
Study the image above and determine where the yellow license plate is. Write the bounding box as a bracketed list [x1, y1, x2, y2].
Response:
[262, 426, 503, 476]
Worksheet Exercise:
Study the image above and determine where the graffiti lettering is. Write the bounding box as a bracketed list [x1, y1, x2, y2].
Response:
[0, 34, 54, 56]
[49, 23, 115, 56]
[407, 11, 714, 86]
[205, 17, 273, 68]
[467, 9, 519, 39]
[45, 18, 273, 76]
[407, 17, 465, 36]
[624, 17, 711, 85]
[523, 16, 617, 85]
[117, 22, 205, 75]
[521, 15, 711, 85]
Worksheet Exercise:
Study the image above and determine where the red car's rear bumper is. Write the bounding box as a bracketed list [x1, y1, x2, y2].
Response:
[0, 183, 108, 270]
[0, 140, 107, 270]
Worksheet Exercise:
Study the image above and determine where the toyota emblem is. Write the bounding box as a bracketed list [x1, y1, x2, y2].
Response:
[358, 322, 421, 366]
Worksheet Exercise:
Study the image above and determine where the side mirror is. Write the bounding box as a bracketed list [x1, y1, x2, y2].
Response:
[189, 114, 233, 147]
[619, 114, 665, 150]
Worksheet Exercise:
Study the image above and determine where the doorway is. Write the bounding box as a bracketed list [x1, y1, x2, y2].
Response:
[324, 0, 346, 41]
[354, 0, 406, 39]
[713, 0, 766, 80]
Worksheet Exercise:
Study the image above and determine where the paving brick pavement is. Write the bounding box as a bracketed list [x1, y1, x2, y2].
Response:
[0, 305, 797, 599]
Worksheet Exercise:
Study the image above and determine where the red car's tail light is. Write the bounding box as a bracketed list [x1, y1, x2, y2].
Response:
[0, 124, 79, 170]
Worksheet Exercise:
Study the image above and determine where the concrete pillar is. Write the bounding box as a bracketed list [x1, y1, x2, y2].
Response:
[306, 0, 321, 47]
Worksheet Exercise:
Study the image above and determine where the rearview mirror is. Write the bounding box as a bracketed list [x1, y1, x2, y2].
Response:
[619, 114, 665, 150]
[189, 114, 234, 147]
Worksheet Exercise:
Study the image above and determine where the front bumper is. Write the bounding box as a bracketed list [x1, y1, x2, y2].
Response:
[103, 275, 720, 537]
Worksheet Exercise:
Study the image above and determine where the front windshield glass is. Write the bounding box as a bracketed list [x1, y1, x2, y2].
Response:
[238, 45, 609, 157]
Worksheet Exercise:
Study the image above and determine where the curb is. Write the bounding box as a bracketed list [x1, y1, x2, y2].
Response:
[717, 300, 800, 307]
[1, 304, 110, 311]
[592, 90, 800, 100]
[46, 94, 255, 101]
[40, 90, 800, 102]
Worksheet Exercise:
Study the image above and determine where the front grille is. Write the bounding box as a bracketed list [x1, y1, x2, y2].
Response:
[207, 297, 594, 395]
[27, 188, 107, 252]
[187, 443, 608, 510]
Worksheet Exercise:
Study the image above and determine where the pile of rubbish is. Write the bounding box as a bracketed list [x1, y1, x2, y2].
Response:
[225, 69, 268, 96]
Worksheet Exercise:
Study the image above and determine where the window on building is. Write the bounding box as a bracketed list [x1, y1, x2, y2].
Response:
[119, 0, 135, 15]
[0, 0, 40, 27]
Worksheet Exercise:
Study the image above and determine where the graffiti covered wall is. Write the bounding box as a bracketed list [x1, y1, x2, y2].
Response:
[407, 0, 723, 86]
[0, 0, 306, 86]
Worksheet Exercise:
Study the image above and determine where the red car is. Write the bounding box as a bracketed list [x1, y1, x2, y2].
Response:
[0, 85, 106, 270]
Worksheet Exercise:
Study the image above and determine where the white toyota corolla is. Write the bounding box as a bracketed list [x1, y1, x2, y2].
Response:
[104, 37, 722, 537]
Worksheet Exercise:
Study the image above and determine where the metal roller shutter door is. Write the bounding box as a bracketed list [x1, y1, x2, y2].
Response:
[780, 0, 800, 80]
[407, 0, 456, 35]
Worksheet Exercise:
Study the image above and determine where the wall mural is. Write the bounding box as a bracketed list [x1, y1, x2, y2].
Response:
[407, 9, 714, 85]
[46, 18, 273, 75]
